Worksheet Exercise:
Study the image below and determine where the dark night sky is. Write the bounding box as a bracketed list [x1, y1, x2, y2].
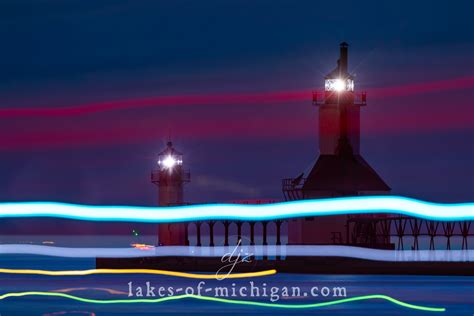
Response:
[0, 0, 473, 205]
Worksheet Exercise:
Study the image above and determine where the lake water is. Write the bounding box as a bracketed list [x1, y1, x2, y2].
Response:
[0, 255, 472, 316]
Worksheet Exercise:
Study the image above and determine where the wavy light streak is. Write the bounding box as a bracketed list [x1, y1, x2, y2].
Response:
[0, 196, 472, 222]
[0, 245, 472, 261]
[0, 292, 446, 312]
[0, 76, 472, 119]
[0, 267, 276, 279]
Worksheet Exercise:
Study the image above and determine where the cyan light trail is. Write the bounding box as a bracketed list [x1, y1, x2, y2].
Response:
[0, 196, 472, 222]
[1, 245, 472, 262]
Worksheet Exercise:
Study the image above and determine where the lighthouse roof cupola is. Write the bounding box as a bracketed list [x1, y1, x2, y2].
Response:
[325, 42, 354, 92]
[157, 141, 183, 171]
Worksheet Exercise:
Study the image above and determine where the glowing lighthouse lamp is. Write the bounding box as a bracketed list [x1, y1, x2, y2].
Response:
[325, 78, 354, 92]
[158, 154, 182, 171]
[156, 141, 184, 173]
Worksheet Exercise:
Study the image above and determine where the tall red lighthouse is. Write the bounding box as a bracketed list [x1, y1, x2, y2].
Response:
[151, 141, 190, 245]
[318, 42, 360, 156]
[284, 43, 390, 244]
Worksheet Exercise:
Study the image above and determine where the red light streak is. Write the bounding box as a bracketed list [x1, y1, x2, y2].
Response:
[0, 76, 471, 119]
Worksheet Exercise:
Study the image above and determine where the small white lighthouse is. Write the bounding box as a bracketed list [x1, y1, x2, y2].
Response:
[151, 141, 190, 245]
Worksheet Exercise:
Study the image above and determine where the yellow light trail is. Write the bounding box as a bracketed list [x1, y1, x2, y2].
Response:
[0, 268, 276, 279]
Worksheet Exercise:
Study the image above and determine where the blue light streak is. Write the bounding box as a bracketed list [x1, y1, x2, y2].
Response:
[1, 245, 473, 262]
[0, 196, 472, 222]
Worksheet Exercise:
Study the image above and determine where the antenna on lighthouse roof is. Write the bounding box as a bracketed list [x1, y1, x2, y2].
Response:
[339, 42, 349, 76]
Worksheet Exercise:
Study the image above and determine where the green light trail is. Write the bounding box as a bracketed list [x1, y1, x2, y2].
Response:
[0, 291, 446, 312]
